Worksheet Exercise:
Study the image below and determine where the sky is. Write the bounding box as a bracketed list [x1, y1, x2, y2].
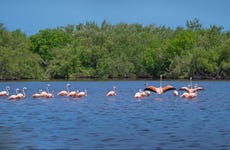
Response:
[0, 0, 230, 36]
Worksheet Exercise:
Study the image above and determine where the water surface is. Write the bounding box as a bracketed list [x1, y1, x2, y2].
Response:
[0, 80, 230, 149]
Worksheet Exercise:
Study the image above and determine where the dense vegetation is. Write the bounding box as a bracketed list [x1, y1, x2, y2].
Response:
[0, 19, 230, 80]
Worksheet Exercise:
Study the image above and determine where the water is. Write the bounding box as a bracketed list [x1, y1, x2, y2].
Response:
[0, 80, 230, 149]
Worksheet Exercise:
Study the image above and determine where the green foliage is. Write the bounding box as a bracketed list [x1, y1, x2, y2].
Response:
[0, 24, 45, 80]
[0, 47, 45, 80]
[217, 39, 230, 78]
[166, 30, 195, 56]
[29, 28, 69, 61]
[190, 48, 219, 78]
[167, 54, 193, 79]
[186, 18, 202, 31]
[0, 20, 230, 80]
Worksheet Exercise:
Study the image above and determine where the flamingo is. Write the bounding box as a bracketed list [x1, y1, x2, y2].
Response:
[106, 86, 116, 96]
[134, 89, 143, 99]
[143, 90, 151, 96]
[173, 90, 179, 96]
[180, 85, 198, 99]
[58, 83, 70, 96]
[0, 86, 10, 96]
[68, 89, 78, 97]
[76, 90, 87, 98]
[179, 78, 204, 93]
[16, 87, 27, 99]
[40, 90, 48, 97]
[181, 92, 197, 99]
[8, 88, 19, 100]
[144, 75, 176, 94]
[32, 89, 42, 98]
[179, 77, 204, 99]
[40, 84, 50, 97]
[46, 90, 54, 99]
[138, 88, 149, 97]
[44, 84, 54, 99]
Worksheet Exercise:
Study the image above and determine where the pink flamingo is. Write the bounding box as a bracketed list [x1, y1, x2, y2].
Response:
[76, 90, 87, 98]
[143, 90, 150, 97]
[0, 86, 10, 96]
[32, 89, 42, 98]
[179, 84, 204, 94]
[179, 77, 204, 99]
[144, 75, 176, 94]
[46, 90, 54, 99]
[106, 86, 116, 96]
[181, 92, 198, 99]
[58, 83, 70, 96]
[8, 88, 19, 100]
[16, 87, 27, 99]
[40, 90, 48, 97]
[40, 84, 50, 97]
[44, 84, 54, 99]
[134, 89, 143, 99]
[173, 90, 179, 96]
[68, 89, 78, 97]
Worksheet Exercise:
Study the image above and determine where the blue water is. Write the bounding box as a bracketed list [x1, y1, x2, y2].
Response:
[0, 80, 230, 149]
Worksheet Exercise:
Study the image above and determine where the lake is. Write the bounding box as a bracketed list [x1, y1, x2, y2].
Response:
[0, 80, 230, 149]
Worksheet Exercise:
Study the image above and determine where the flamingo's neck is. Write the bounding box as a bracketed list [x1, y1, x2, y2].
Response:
[16, 89, 19, 94]
[160, 75, 162, 88]
[190, 77, 192, 88]
[66, 85, 70, 93]
[6, 87, 9, 95]
[46, 86, 50, 94]
[23, 88, 26, 97]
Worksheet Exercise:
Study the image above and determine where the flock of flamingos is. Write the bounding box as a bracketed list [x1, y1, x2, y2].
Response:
[0, 75, 204, 100]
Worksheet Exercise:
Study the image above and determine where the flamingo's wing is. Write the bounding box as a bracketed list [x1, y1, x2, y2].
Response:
[194, 87, 204, 92]
[144, 86, 157, 93]
[162, 85, 176, 93]
[179, 87, 190, 92]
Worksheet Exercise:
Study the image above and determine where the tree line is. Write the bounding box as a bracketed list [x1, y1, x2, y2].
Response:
[0, 18, 230, 80]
